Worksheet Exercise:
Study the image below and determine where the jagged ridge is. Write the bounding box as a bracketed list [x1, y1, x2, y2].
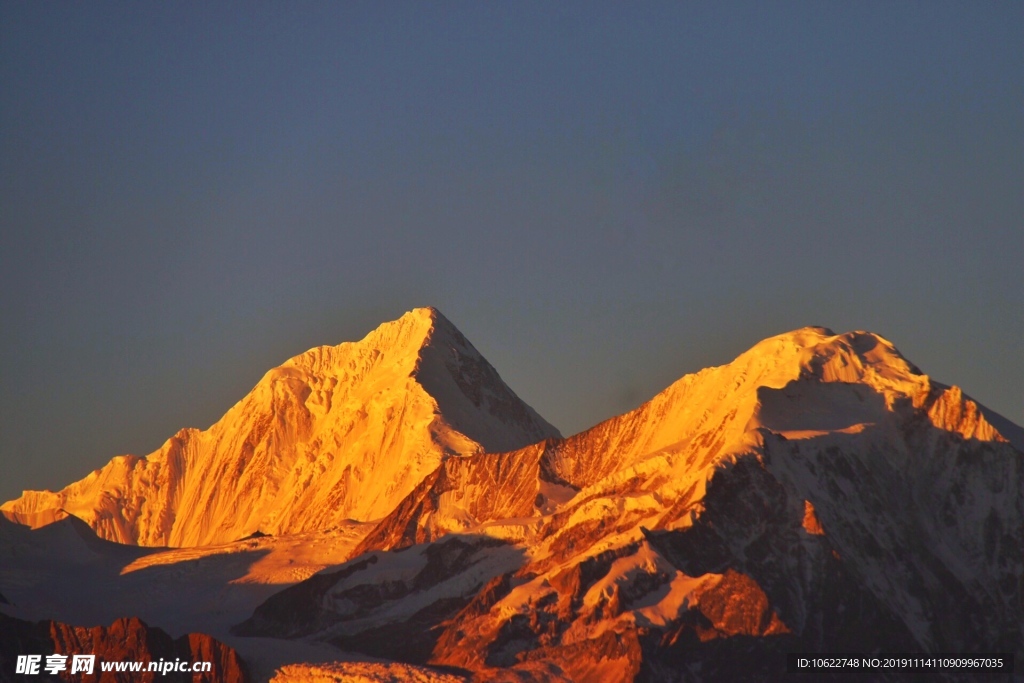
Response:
[239, 327, 1024, 681]
[0, 612, 247, 683]
[1, 308, 560, 547]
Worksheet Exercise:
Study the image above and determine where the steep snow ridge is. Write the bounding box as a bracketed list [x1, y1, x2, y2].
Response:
[7, 320, 1022, 679]
[2, 432, 200, 546]
[351, 328, 1020, 569]
[244, 326, 1023, 680]
[414, 316, 559, 453]
[2, 308, 560, 547]
[758, 411, 1024, 650]
[351, 441, 552, 554]
[357, 326, 1003, 556]
[542, 327, 930, 491]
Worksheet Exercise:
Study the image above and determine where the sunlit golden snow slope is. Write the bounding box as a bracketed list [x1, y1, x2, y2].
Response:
[2, 308, 559, 546]
[242, 327, 1023, 681]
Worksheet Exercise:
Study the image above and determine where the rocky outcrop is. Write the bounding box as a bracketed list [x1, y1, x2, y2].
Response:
[0, 612, 247, 683]
[237, 327, 1024, 681]
[2, 308, 559, 547]
[351, 441, 556, 555]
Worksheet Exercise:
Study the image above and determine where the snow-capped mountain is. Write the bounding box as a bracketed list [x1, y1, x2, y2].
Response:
[237, 327, 1024, 681]
[0, 308, 560, 547]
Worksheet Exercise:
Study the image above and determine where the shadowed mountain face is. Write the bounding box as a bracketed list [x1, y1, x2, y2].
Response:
[237, 327, 1024, 682]
[1, 308, 560, 547]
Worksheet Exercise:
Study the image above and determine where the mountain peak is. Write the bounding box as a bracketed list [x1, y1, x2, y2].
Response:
[346, 306, 441, 354]
[382, 305, 446, 334]
[326, 306, 458, 355]
[2, 308, 559, 546]
[729, 326, 923, 394]
[381, 305, 449, 331]
[247, 326, 1024, 678]
[279, 307, 457, 382]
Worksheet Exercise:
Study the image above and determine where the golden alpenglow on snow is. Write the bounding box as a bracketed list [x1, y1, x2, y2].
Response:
[3, 320, 1023, 681]
[236, 326, 1024, 681]
[0, 308, 560, 547]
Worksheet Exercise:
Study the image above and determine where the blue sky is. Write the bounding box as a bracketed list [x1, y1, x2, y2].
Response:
[1, 2, 1021, 501]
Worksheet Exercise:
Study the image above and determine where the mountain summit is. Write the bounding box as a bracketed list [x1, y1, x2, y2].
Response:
[238, 326, 1024, 681]
[1, 308, 560, 547]
[355, 325, 1018, 552]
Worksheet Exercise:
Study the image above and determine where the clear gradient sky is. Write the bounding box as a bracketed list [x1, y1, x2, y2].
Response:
[1, 3, 1021, 503]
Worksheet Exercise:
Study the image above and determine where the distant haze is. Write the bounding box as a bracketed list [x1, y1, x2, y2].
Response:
[1, 4, 1021, 503]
